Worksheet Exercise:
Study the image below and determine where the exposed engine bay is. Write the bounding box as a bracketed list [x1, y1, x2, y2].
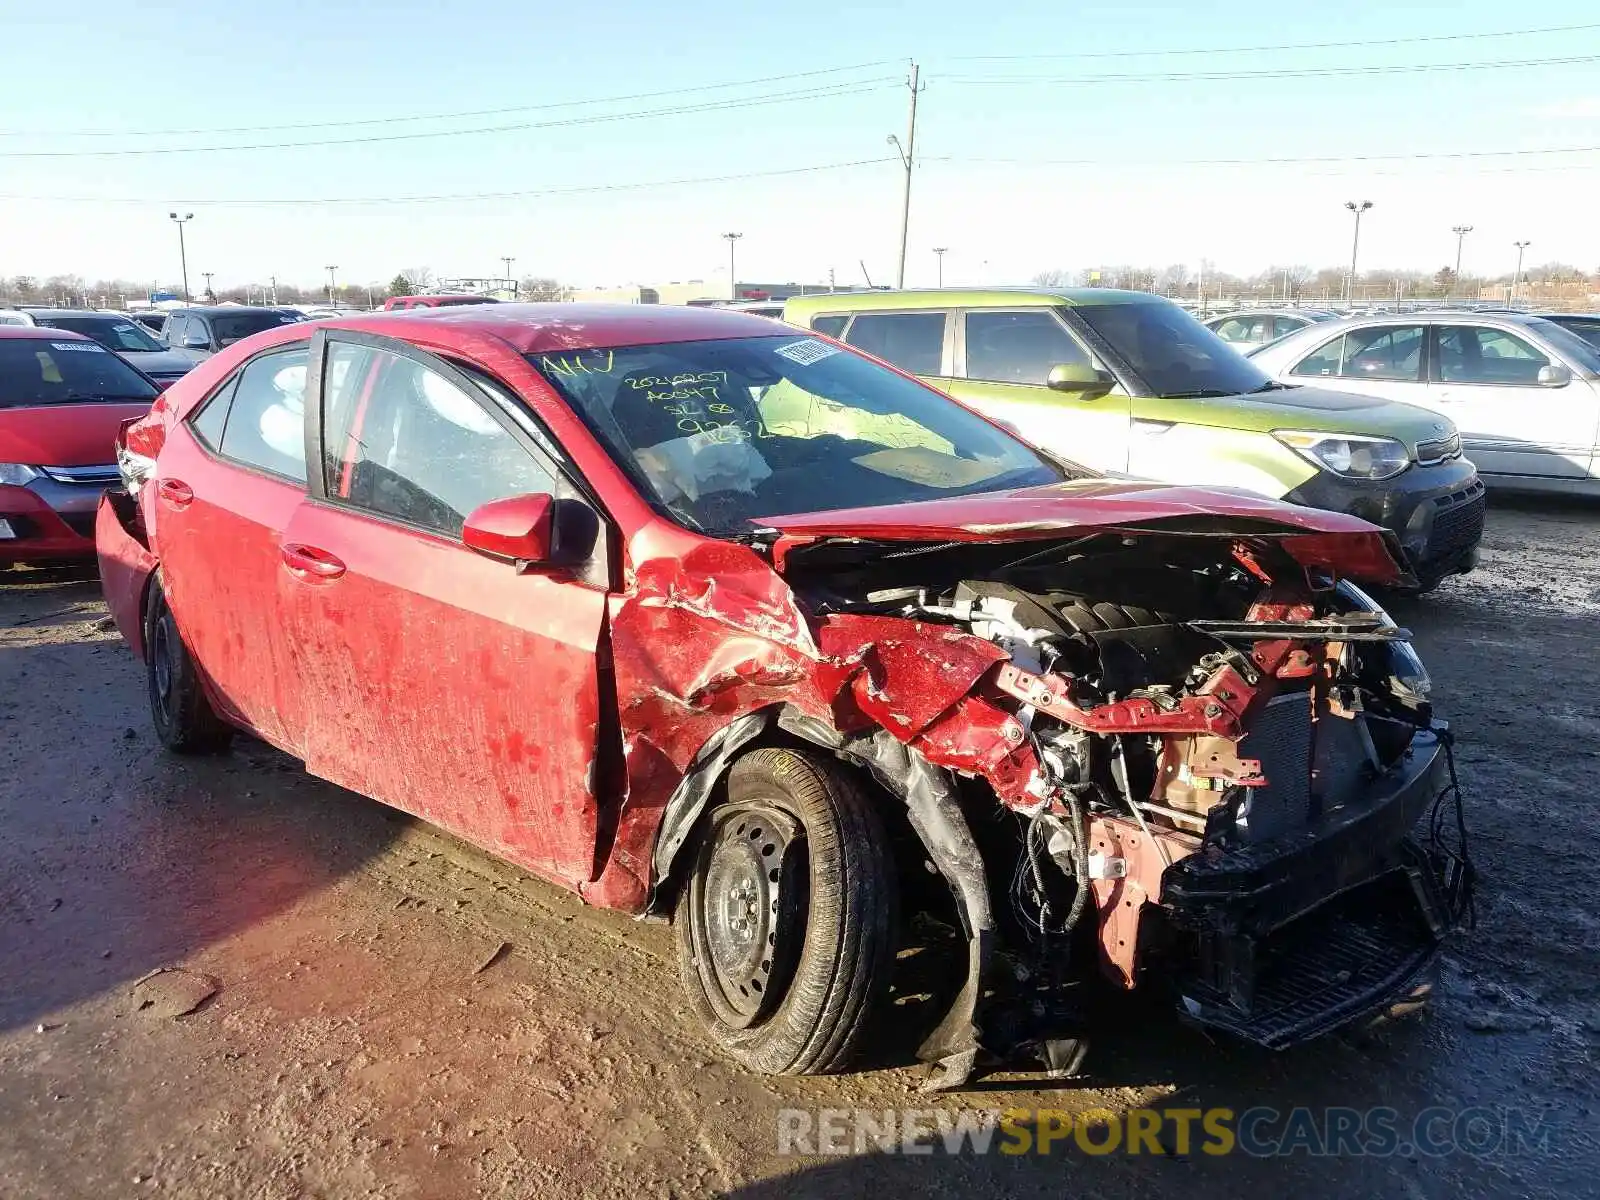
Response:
[779, 530, 1474, 1084]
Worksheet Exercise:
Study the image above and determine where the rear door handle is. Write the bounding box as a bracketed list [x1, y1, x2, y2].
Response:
[157, 479, 194, 508]
[281, 543, 347, 581]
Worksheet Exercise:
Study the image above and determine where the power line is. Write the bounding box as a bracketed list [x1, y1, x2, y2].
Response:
[951, 20, 1600, 61]
[933, 144, 1600, 168]
[946, 53, 1600, 85]
[0, 156, 898, 207]
[0, 80, 896, 158]
[0, 61, 894, 139]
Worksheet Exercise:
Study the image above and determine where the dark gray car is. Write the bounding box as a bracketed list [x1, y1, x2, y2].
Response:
[159, 306, 303, 361]
[25, 310, 199, 387]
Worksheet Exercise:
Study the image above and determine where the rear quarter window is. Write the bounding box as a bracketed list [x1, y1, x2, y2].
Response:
[810, 314, 848, 337]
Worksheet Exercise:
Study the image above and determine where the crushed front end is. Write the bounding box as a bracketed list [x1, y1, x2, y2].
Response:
[775, 524, 1474, 1083]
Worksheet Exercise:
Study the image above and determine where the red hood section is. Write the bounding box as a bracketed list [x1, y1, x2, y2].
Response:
[763, 480, 1405, 584]
[0, 403, 150, 466]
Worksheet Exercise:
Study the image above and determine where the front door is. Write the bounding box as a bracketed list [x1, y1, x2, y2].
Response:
[281, 331, 609, 887]
[1285, 322, 1429, 407]
[153, 343, 311, 751]
[1429, 323, 1598, 478]
[950, 308, 1132, 474]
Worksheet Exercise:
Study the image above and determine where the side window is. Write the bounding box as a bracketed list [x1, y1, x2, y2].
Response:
[162, 315, 186, 344]
[843, 312, 946, 375]
[1272, 316, 1304, 339]
[188, 378, 235, 449]
[211, 347, 311, 481]
[810, 314, 848, 338]
[1436, 325, 1549, 385]
[1292, 326, 1423, 382]
[321, 342, 555, 538]
[963, 310, 1091, 384]
[1212, 317, 1249, 342]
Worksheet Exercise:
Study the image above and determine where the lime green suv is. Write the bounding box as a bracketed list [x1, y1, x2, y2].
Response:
[782, 289, 1484, 587]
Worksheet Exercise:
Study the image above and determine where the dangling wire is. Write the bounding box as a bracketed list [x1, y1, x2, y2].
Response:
[1427, 725, 1476, 928]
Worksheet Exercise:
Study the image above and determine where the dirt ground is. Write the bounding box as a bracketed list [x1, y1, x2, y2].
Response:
[2, 497, 1597, 1199]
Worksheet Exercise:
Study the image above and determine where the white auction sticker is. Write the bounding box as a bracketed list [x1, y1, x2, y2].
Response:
[49, 341, 107, 353]
[773, 339, 840, 366]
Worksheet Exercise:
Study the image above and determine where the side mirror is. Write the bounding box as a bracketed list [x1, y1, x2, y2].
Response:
[182, 334, 210, 350]
[1537, 363, 1572, 388]
[1045, 362, 1116, 398]
[463, 493, 554, 565]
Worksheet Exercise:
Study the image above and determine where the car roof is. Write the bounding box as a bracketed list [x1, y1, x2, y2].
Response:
[265, 301, 801, 355]
[1206, 308, 1331, 319]
[783, 287, 1165, 314]
[18, 308, 131, 319]
[161, 305, 286, 316]
[0, 325, 92, 341]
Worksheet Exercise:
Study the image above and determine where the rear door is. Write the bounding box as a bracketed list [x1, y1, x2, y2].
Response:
[1286, 322, 1429, 406]
[153, 342, 312, 749]
[840, 310, 952, 389]
[280, 329, 610, 887]
[950, 307, 1131, 473]
[1429, 323, 1597, 478]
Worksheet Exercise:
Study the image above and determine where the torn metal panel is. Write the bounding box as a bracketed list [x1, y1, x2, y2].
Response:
[95, 491, 157, 662]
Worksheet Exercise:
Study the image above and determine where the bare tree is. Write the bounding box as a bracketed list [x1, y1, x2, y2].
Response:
[400, 266, 436, 292]
[517, 277, 571, 301]
[1031, 268, 1070, 287]
[1156, 264, 1189, 295]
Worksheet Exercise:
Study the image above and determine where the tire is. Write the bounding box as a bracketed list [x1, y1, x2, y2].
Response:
[675, 747, 896, 1076]
[144, 574, 233, 755]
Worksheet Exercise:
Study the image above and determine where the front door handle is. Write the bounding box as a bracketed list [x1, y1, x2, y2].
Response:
[281, 543, 347, 581]
[157, 478, 194, 508]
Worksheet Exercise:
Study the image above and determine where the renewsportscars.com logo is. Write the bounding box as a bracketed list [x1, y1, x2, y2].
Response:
[777, 1106, 1559, 1158]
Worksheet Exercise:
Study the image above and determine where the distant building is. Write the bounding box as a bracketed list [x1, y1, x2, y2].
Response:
[571, 280, 832, 305]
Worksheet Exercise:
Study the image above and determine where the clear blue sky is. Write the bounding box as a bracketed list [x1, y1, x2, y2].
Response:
[2, 2, 1597, 292]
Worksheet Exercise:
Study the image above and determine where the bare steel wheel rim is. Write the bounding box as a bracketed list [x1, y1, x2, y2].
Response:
[151, 613, 175, 722]
[690, 801, 805, 1030]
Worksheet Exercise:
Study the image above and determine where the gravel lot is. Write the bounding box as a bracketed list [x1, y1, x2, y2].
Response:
[2, 497, 1596, 1199]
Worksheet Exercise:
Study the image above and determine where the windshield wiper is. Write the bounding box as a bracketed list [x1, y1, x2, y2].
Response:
[1248, 380, 1290, 393]
[1159, 388, 1239, 399]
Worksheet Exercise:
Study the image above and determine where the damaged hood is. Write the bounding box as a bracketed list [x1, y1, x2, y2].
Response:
[761, 479, 1406, 584]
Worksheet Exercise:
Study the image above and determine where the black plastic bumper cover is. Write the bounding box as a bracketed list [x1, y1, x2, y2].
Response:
[1160, 731, 1453, 1048]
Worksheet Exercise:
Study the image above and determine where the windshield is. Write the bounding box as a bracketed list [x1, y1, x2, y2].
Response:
[1526, 317, 1600, 371]
[212, 311, 300, 346]
[1072, 300, 1275, 398]
[35, 315, 165, 353]
[0, 338, 158, 407]
[530, 334, 1058, 534]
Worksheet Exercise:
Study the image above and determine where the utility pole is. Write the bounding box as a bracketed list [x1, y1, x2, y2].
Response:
[168, 212, 194, 303]
[722, 232, 743, 299]
[888, 62, 922, 289]
[1344, 201, 1372, 303]
[1512, 240, 1531, 305]
[501, 256, 515, 296]
[1197, 258, 1207, 316]
[269, 275, 278, 304]
[932, 246, 947, 287]
[202, 272, 214, 301]
[326, 265, 339, 306]
[1452, 225, 1473, 297]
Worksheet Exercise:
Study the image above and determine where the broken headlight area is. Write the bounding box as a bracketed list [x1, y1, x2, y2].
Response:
[800, 534, 1474, 1086]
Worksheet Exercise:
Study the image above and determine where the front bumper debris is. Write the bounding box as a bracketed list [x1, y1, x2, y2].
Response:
[1160, 730, 1456, 1047]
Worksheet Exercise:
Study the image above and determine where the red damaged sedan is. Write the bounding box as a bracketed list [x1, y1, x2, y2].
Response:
[96, 304, 1472, 1086]
[1, 327, 158, 568]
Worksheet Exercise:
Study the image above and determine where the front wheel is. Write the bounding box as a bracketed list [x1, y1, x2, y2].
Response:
[675, 747, 896, 1075]
[144, 575, 233, 755]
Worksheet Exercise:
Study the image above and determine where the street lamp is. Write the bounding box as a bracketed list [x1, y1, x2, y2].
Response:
[722, 232, 743, 300]
[202, 272, 214, 302]
[168, 212, 194, 304]
[326, 265, 339, 307]
[1344, 201, 1373, 303]
[932, 246, 948, 287]
[1512, 241, 1531, 305]
[1451, 225, 1473, 296]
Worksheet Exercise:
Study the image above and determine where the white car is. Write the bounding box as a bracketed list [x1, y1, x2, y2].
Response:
[1203, 308, 1338, 352]
[1250, 311, 1600, 494]
[0, 309, 37, 326]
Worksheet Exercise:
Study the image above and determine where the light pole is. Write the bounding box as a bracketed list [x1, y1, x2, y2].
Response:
[1451, 225, 1473, 296]
[1512, 240, 1531, 305]
[326, 265, 339, 307]
[168, 212, 194, 303]
[1344, 201, 1372, 303]
[269, 275, 278, 305]
[722, 232, 743, 300]
[932, 247, 948, 287]
[501, 256, 515, 297]
[202, 272, 214, 301]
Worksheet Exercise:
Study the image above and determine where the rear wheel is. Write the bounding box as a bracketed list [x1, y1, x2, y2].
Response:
[145, 575, 232, 755]
[675, 747, 896, 1075]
